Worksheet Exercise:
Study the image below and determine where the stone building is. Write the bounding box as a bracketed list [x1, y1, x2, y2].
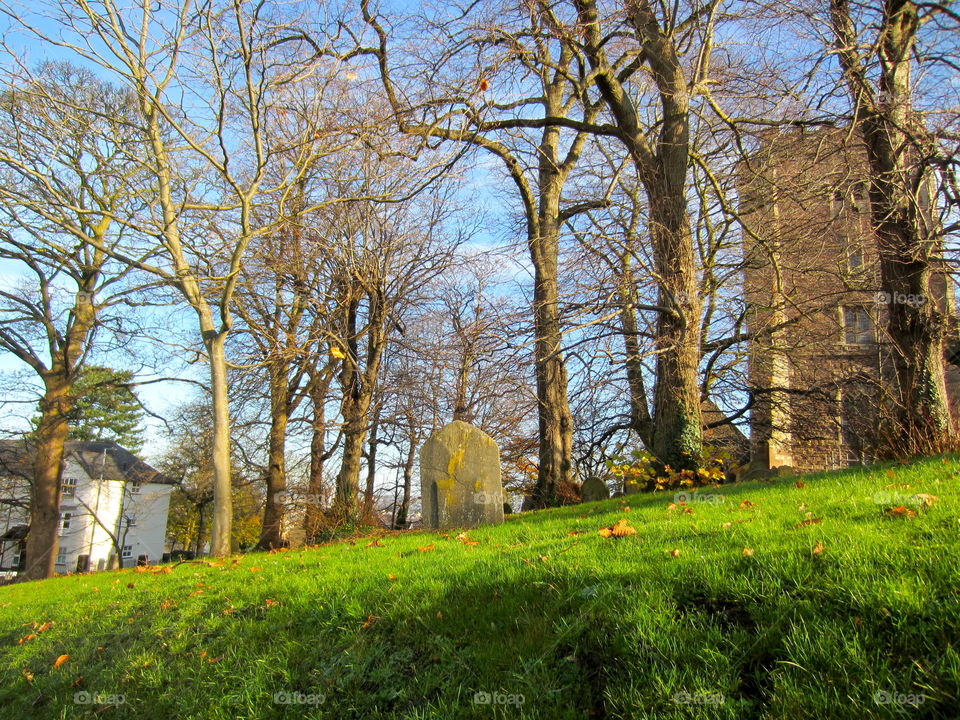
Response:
[740, 127, 959, 473]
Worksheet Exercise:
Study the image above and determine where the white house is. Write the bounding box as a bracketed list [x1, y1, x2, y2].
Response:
[0, 440, 174, 575]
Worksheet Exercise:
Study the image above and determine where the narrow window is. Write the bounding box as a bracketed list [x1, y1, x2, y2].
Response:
[843, 307, 874, 346]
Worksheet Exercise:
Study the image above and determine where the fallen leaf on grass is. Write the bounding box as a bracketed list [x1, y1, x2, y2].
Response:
[567, 530, 582, 536]
[739, 500, 755, 509]
[154, 567, 172, 575]
[599, 519, 636, 538]
[455, 533, 479, 546]
[742, 548, 755, 557]
[249, 567, 261, 573]
[361, 614, 379, 630]
[666, 503, 678, 511]
[264, 599, 279, 608]
[387, 574, 397, 581]
[17, 634, 36, 645]
[812, 541, 825, 556]
[366, 538, 384, 548]
[21, 669, 33, 682]
[417, 544, 435, 552]
[160, 601, 174, 610]
[911, 494, 938, 509]
[71, 676, 84, 688]
[795, 517, 824, 528]
[666, 549, 680, 558]
[126, 583, 135, 589]
[794, 481, 806, 488]
[884, 505, 917, 519]
[53, 655, 69, 669]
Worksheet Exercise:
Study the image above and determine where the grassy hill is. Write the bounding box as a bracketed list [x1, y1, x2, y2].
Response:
[1, 456, 959, 719]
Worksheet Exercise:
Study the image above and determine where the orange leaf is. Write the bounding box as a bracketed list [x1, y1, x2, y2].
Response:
[682, 507, 693, 515]
[160, 600, 174, 610]
[387, 574, 397, 581]
[794, 481, 806, 488]
[742, 548, 755, 557]
[598, 527, 613, 538]
[739, 500, 755, 509]
[812, 541, 825, 556]
[362, 614, 379, 630]
[36, 622, 53, 634]
[53, 654, 69, 669]
[417, 544, 435, 552]
[17, 634, 36, 645]
[666, 503, 678, 511]
[667, 548, 680, 558]
[611, 519, 636, 537]
[795, 517, 823, 528]
[249, 567, 261, 573]
[264, 598, 279, 608]
[21, 669, 34, 682]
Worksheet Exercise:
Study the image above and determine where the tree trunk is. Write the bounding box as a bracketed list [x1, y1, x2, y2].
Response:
[195, 502, 207, 556]
[335, 397, 368, 522]
[363, 407, 380, 516]
[304, 376, 329, 544]
[256, 362, 288, 550]
[394, 418, 417, 529]
[22, 373, 71, 581]
[205, 331, 233, 556]
[528, 130, 575, 508]
[645, 177, 702, 470]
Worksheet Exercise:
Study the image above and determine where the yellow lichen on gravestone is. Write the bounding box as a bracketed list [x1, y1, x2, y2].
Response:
[420, 421, 504, 530]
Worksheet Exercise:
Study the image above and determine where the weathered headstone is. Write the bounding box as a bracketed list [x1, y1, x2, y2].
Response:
[580, 476, 610, 502]
[420, 421, 504, 529]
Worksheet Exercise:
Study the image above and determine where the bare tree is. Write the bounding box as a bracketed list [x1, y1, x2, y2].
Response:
[0, 64, 153, 579]
[829, 0, 958, 449]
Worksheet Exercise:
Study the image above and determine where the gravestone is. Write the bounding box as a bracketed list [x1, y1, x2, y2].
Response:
[580, 476, 610, 502]
[420, 420, 504, 529]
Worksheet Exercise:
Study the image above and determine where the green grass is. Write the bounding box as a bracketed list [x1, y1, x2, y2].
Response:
[2, 456, 959, 719]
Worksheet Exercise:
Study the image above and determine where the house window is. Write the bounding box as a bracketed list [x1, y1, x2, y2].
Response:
[130, 483, 141, 494]
[62, 477, 77, 498]
[125, 515, 137, 528]
[843, 307, 875, 346]
[121, 545, 132, 559]
[11, 552, 21, 568]
[59, 512, 72, 533]
[845, 239, 864, 272]
[56, 548, 67, 565]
